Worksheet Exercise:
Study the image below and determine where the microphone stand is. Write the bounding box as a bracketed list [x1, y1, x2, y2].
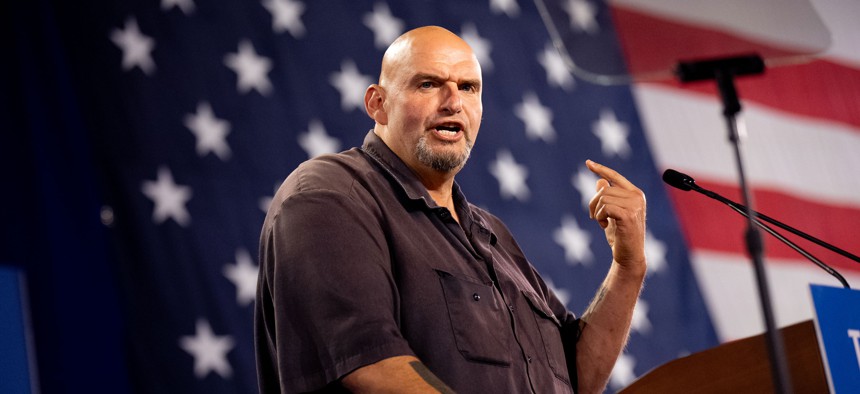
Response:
[676, 55, 792, 394]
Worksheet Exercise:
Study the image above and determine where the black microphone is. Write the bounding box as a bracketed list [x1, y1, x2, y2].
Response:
[662, 169, 696, 191]
[662, 168, 854, 289]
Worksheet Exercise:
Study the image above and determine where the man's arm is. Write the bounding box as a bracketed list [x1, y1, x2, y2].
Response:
[342, 355, 455, 394]
[576, 160, 647, 394]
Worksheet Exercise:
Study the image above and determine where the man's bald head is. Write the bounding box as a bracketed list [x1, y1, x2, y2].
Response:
[363, 25, 483, 179]
[379, 26, 481, 87]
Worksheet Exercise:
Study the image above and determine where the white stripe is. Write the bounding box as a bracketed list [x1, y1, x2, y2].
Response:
[810, 0, 860, 67]
[610, 0, 830, 54]
[633, 84, 860, 208]
[690, 250, 860, 342]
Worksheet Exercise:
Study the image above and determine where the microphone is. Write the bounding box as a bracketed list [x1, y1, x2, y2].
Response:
[662, 169, 854, 289]
[662, 169, 696, 191]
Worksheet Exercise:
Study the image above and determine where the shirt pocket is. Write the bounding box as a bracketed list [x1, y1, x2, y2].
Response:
[523, 290, 572, 385]
[436, 269, 512, 365]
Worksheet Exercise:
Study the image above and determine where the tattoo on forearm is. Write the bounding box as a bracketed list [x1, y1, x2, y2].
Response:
[409, 361, 456, 394]
[584, 285, 608, 318]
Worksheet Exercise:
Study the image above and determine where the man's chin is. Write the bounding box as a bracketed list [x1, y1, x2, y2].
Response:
[416, 136, 471, 172]
[421, 152, 470, 173]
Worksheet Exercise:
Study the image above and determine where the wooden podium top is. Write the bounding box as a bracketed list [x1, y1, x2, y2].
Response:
[620, 320, 828, 393]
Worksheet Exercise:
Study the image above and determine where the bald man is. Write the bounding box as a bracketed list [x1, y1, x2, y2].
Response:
[255, 26, 647, 394]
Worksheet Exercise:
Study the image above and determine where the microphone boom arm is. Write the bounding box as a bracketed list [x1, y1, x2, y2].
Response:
[663, 168, 854, 288]
[725, 203, 850, 288]
[691, 176, 860, 266]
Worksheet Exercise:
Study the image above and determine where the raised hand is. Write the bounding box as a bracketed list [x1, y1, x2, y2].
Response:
[586, 160, 647, 271]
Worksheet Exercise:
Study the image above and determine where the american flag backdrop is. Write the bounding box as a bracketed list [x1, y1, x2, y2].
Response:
[4, 0, 860, 393]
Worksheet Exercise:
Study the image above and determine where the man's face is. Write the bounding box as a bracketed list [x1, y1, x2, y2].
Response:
[380, 36, 483, 175]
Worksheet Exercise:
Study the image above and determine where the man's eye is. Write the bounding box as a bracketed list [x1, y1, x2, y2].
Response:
[420, 81, 434, 88]
[460, 84, 474, 92]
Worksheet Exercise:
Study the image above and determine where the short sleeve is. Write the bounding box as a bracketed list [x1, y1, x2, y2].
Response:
[257, 185, 415, 392]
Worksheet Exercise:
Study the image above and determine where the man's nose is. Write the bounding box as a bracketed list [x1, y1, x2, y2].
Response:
[439, 83, 462, 114]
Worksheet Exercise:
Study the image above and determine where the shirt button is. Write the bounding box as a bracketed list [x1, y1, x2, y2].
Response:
[527, 356, 533, 364]
[508, 304, 515, 312]
[473, 293, 481, 301]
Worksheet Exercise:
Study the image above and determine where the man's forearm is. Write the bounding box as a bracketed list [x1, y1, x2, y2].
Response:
[576, 261, 646, 394]
[341, 355, 455, 394]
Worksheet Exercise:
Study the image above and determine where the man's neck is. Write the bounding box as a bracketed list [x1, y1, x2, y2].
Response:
[372, 128, 462, 221]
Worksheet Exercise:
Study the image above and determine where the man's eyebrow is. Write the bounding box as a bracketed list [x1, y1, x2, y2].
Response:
[409, 73, 444, 83]
[409, 73, 481, 89]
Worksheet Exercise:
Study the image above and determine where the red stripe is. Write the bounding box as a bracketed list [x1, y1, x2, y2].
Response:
[612, 6, 860, 129]
[610, 6, 800, 77]
[660, 60, 860, 130]
[667, 179, 860, 273]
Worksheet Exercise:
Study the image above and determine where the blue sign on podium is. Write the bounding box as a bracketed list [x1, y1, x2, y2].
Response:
[810, 284, 860, 394]
[0, 265, 35, 394]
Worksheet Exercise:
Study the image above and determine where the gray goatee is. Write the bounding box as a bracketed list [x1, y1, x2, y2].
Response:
[416, 135, 472, 172]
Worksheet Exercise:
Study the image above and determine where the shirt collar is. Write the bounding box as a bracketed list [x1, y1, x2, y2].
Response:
[360, 130, 438, 209]
[360, 130, 495, 244]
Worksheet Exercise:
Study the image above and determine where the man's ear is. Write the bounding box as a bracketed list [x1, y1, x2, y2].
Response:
[364, 84, 388, 125]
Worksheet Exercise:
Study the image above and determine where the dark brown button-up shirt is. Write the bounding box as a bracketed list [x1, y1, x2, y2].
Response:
[255, 131, 580, 393]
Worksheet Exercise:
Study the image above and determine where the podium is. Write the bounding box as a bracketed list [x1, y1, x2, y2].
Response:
[620, 320, 828, 393]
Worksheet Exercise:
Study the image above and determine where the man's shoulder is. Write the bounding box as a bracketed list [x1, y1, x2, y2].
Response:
[263, 148, 380, 227]
[284, 148, 374, 193]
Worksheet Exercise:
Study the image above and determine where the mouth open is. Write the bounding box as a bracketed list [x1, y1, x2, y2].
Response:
[433, 123, 463, 139]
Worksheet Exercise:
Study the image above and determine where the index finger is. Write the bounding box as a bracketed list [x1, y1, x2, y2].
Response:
[585, 160, 635, 190]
